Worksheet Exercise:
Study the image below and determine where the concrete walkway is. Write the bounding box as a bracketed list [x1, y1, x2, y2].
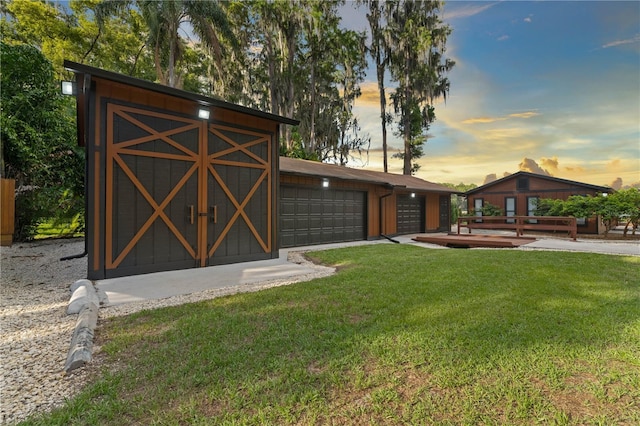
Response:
[521, 237, 640, 256]
[95, 234, 638, 307]
[95, 240, 384, 307]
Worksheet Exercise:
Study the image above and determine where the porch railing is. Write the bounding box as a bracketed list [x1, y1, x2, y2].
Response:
[457, 216, 577, 241]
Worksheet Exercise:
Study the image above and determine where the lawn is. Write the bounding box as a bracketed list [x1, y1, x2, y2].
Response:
[24, 245, 639, 425]
[34, 215, 84, 240]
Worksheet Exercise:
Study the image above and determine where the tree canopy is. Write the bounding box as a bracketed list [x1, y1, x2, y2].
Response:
[536, 189, 640, 237]
[0, 0, 454, 239]
[1, 0, 453, 167]
[0, 42, 83, 240]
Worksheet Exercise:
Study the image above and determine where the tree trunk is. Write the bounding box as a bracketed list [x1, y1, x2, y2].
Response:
[285, 32, 296, 151]
[403, 51, 411, 175]
[168, 24, 176, 87]
[308, 55, 316, 155]
[376, 56, 388, 173]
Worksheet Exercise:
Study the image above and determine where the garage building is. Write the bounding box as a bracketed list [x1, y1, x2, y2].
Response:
[279, 157, 456, 247]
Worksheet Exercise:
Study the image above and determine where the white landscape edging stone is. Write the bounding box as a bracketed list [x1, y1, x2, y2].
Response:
[64, 279, 101, 373]
[67, 279, 100, 315]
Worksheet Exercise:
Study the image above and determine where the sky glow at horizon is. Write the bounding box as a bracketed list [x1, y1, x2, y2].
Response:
[340, 0, 640, 188]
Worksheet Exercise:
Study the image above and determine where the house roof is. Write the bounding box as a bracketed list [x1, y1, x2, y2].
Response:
[280, 157, 457, 194]
[465, 171, 612, 195]
[63, 60, 299, 126]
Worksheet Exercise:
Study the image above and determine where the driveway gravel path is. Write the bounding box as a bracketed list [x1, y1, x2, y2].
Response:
[1, 239, 91, 424]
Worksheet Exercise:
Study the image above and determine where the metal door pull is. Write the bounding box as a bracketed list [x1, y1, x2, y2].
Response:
[211, 206, 217, 223]
[189, 205, 194, 225]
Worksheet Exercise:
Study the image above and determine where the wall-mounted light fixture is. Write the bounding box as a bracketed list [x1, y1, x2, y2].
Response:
[410, 192, 416, 198]
[198, 108, 210, 120]
[61, 81, 76, 95]
[322, 178, 330, 188]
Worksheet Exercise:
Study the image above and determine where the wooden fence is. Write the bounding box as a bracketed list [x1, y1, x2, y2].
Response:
[457, 215, 577, 241]
[1, 178, 15, 246]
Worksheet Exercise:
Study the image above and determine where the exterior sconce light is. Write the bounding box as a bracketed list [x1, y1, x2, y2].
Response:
[410, 192, 416, 198]
[61, 81, 75, 95]
[322, 178, 330, 188]
[198, 108, 210, 120]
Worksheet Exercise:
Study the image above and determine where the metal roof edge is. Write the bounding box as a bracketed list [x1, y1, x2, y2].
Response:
[466, 171, 612, 195]
[63, 60, 300, 126]
[279, 157, 457, 194]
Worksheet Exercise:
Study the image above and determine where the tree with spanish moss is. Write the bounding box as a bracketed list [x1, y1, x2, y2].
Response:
[385, 0, 454, 175]
[96, 0, 236, 89]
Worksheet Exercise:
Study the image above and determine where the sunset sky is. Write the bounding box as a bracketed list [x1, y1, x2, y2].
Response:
[341, 1, 640, 188]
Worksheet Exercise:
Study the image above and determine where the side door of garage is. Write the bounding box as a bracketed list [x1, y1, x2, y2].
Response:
[397, 194, 425, 234]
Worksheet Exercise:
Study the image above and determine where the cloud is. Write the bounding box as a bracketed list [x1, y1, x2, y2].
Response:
[461, 116, 502, 124]
[539, 156, 559, 174]
[602, 34, 640, 49]
[497, 35, 509, 42]
[469, 172, 513, 186]
[508, 111, 539, 119]
[610, 177, 623, 190]
[524, 15, 533, 23]
[443, 2, 500, 21]
[483, 173, 498, 185]
[461, 111, 539, 124]
[357, 81, 392, 106]
[518, 158, 553, 176]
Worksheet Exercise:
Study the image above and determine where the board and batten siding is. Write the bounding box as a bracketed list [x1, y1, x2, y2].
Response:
[466, 173, 609, 234]
[84, 77, 280, 279]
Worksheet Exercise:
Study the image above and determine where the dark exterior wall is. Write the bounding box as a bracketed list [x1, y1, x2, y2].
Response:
[92, 77, 279, 134]
[467, 174, 605, 234]
[279, 175, 450, 239]
[86, 77, 280, 278]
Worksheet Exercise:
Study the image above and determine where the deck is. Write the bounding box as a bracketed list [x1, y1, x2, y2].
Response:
[413, 233, 537, 248]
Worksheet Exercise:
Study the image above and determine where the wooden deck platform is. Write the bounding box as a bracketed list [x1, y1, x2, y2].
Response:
[413, 234, 537, 248]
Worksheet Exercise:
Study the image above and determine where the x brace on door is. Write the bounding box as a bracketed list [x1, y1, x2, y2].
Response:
[105, 103, 272, 273]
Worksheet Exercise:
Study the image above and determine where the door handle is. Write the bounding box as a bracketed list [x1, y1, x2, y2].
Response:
[188, 205, 194, 225]
[210, 205, 217, 223]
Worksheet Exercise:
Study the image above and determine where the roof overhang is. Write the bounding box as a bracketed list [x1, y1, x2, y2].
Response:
[279, 157, 457, 194]
[63, 60, 300, 126]
[465, 171, 612, 195]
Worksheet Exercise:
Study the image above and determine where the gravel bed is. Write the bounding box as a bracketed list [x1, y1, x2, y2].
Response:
[0, 239, 334, 425]
[0, 238, 90, 425]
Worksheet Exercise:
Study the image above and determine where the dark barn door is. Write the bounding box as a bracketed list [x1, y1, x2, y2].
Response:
[397, 194, 425, 234]
[206, 124, 272, 265]
[280, 185, 366, 248]
[102, 103, 273, 278]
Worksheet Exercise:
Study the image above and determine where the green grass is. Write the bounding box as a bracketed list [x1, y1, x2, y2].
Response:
[23, 245, 640, 425]
[34, 214, 84, 240]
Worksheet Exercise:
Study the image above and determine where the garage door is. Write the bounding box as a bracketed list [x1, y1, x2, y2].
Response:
[280, 185, 366, 247]
[397, 195, 425, 234]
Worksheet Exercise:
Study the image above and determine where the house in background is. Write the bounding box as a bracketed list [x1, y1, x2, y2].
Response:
[465, 171, 612, 234]
[280, 157, 456, 248]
